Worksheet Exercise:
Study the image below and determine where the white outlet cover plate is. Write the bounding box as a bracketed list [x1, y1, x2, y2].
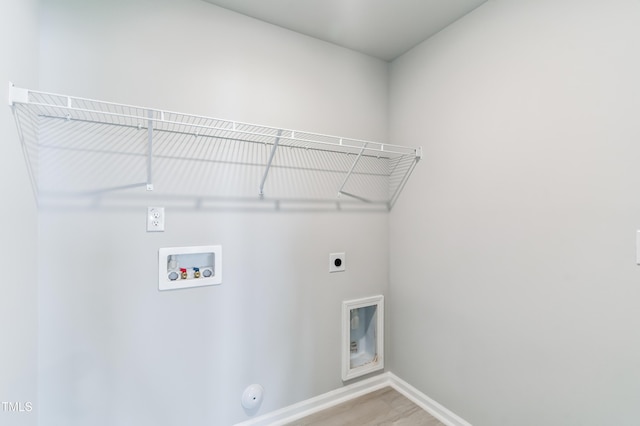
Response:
[147, 207, 165, 232]
[330, 252, 346, 273]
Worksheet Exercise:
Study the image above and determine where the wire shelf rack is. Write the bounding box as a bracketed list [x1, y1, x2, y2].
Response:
[8, 84, 421, 210]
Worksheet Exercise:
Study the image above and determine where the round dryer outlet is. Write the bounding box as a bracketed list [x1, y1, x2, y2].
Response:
[329, 252, 346, 273]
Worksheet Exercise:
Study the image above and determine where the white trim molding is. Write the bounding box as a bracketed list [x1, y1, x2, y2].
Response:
[233, 372, 472, 426]
[387, 373, 472, 426]
[234, 374, 389, 426]
[342, 295, 384, 381]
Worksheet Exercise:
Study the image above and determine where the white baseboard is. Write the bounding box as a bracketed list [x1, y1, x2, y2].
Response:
[234, 372, 472, 426]
[387, 373, 472, 426]
[233, 373, 390, 426]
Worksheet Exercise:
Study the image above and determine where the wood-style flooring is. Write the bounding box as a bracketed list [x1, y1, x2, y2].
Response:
[285, 387, 446, 426]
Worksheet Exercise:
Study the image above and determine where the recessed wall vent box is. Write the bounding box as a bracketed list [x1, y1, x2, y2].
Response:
[158, 245, 222, 291]
[342, 295, 384, 381]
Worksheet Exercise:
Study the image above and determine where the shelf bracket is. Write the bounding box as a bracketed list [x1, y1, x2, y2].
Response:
[388, 155, 420, 210]
[337, 143, 368, 201]
[8, 83, 38, 202]
[258, 129, 282, 198]
[8, 82, 28, 106]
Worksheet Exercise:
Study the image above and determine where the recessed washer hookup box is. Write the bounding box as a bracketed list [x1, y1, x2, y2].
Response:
[158, 245, 222, 291]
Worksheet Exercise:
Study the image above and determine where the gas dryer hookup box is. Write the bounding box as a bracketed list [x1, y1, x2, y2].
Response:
[158, 245, 222, 291]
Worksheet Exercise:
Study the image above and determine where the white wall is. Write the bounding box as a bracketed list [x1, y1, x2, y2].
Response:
[389, 0, 640, 425]
[37, 0, 389, 425]
[0, 0, 39, 425]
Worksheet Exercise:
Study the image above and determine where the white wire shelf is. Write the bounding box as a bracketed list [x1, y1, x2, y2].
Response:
[8, 84, 421, 209]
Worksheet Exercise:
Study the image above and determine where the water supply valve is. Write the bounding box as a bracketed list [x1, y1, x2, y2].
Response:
[158, 245, 222, 291]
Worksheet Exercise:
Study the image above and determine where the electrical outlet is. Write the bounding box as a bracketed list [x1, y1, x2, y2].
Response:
[329, 252, 346, 273]
[147, 207, 165, 232]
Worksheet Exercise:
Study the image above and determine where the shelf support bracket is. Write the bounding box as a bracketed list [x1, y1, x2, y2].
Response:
[258, 129, 282, 198]
[337, 143, 367, 200]
[388, 156, 420, 210]
[8, 82, 28, 106]
[146, 109, 154, 191]
[8, 83, 38, 202]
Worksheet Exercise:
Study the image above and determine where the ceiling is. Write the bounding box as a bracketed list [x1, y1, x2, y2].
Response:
[203, 0, 488, 62]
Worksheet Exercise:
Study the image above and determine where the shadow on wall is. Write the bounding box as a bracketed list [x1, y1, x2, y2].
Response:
[10, 88, 420, 213]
